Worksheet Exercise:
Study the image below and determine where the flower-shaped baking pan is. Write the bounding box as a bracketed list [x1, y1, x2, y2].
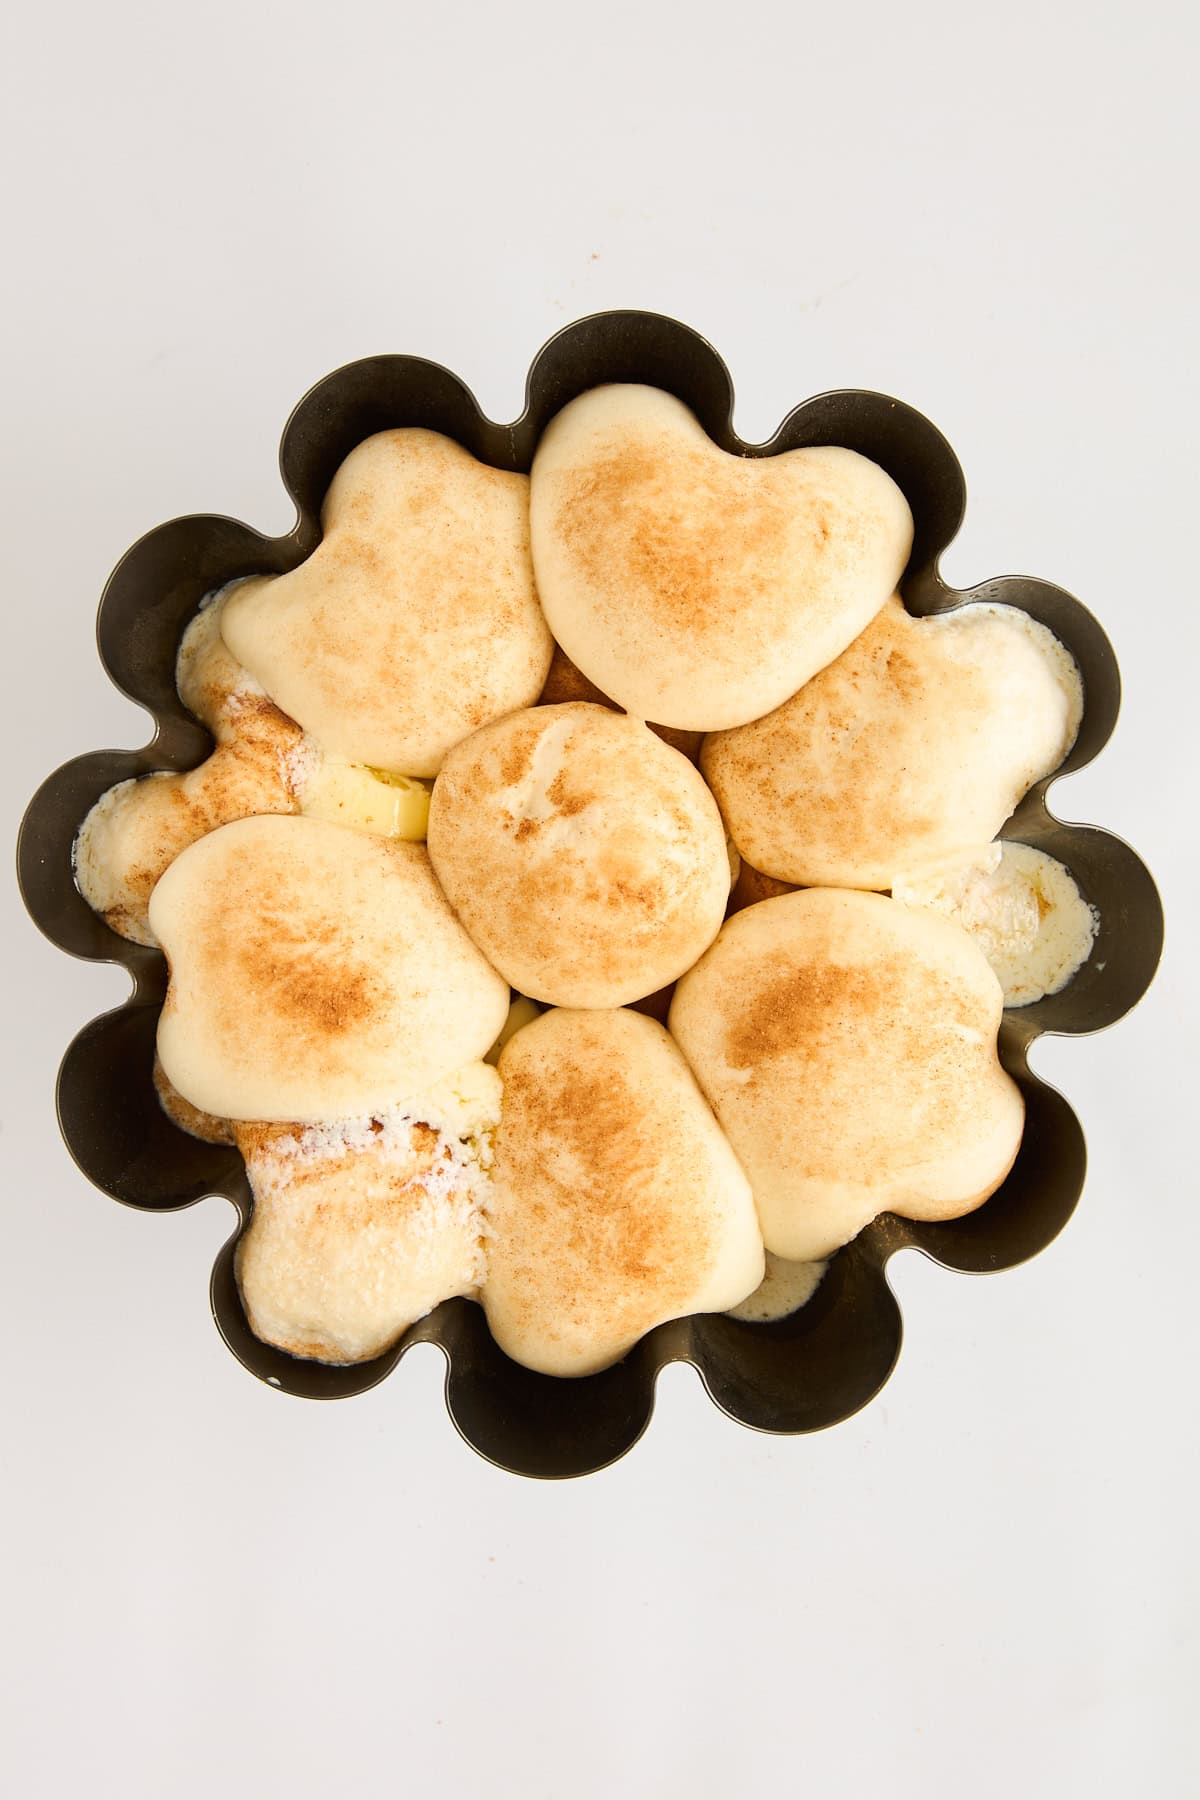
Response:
[18, 311, 1163, 1478]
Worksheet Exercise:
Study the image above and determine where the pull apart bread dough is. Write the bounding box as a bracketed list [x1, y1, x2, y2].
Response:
[232, 1063, 501, 1365]
[482, 1008, 765, 1377]
[75, 588, 306, 945]
[529, 384, 913, 732]
[220, 430, 554, 777]
[149, 813, 509, 1122]
[427, 703, 730, 1007]
[669, 888, 1024, 1263]
[155, 1043, 503, 1366]
[702, 598, 1083, 890]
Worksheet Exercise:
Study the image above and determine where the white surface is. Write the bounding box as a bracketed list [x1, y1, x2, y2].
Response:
[2, 3, 1196, 1795]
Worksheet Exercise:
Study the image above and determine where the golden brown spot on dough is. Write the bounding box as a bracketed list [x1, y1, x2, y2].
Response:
[497, 735, 597, 839]
[883, 644, 923, 699]
[230, 908, 378, 1041]
[721, 948, 983, 1172]
[542, 767, 593, 818]
[606, 871, 664, 913]
[498, 736, 533, 786]
[236, 693, 297, 731]
[495, 1047, 702, 1313]
[725, 962, 890, 1069]
[102, 901, 145, 940]
[555, 440, 795, 632]
[326, 534, 385, 578]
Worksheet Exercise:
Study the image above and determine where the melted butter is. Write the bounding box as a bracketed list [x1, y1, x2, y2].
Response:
[727, 1252, 828, 1322]
[892, 841, 1098, 1006]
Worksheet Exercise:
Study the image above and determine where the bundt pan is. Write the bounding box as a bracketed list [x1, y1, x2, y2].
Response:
[17, 311, 1163, 1478]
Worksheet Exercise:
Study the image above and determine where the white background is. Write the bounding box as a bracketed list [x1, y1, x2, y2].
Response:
[2, 3, 1196, 1795]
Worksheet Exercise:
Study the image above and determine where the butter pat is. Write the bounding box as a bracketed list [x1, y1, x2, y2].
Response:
[299, 758, 431, 841]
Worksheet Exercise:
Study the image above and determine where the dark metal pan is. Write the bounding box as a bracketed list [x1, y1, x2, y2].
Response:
[17, 311, 1163, 1477]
